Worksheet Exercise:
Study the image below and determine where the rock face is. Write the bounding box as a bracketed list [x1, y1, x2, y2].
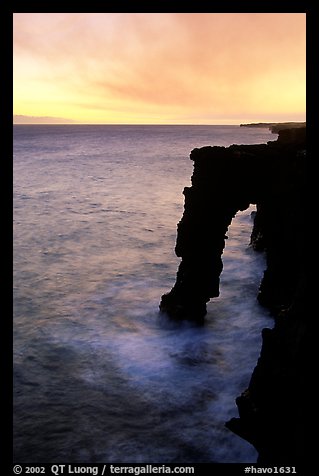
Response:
[159, 127, 307, 463]
[160, 127, 306, 321]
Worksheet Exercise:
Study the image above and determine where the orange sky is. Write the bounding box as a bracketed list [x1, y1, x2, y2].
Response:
[13, 13, 306, 124]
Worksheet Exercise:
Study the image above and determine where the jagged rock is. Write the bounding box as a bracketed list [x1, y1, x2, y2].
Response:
[160, 127, 306, 321]
[226, 313, 309, 464]
[159, 127, 307, 463]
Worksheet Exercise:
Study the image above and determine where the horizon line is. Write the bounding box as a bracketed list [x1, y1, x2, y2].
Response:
[13, 121, 306, 126]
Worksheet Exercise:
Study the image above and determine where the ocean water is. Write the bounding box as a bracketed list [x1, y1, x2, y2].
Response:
[13, 125, 275, 463]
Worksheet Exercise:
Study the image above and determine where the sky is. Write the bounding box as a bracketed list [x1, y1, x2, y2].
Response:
[13, 13, 306, 125]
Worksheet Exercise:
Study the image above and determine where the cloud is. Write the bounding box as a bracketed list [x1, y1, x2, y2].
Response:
[13, 13, 306, 123]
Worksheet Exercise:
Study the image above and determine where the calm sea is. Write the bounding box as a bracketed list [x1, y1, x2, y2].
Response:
[13, 125, 275, 463]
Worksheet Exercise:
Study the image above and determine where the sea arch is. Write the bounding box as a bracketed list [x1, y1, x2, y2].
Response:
[159, 129, 306, 322]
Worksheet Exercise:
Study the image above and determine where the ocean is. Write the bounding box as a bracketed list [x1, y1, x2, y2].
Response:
[13, 124, 275, 463]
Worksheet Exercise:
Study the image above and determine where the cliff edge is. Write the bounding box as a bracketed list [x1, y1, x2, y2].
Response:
[159, 127, 307, 463]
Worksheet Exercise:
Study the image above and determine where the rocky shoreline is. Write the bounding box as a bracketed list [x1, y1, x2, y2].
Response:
[159, 127, 307, 463]
[240, 121, 306, 133]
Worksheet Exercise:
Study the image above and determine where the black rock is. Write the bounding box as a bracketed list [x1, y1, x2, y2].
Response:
[159, 127, 308, 463]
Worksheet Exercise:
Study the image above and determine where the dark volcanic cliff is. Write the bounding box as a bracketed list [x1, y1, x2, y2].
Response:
[240, 121, 306, 133]
[159, 128, 307, 463]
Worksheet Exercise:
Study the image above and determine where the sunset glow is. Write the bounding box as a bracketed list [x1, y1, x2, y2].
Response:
[13, 13, 306, 124]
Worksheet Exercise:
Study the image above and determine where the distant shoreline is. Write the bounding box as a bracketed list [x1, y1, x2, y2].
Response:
[240, 121, 306, 133]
